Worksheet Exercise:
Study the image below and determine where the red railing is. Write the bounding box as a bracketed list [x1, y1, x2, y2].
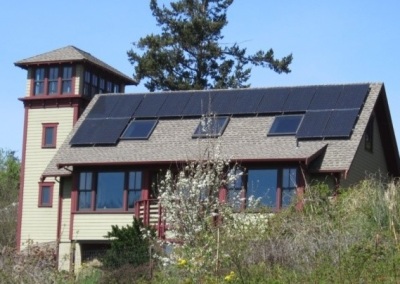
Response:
[134, 199, 166, 239]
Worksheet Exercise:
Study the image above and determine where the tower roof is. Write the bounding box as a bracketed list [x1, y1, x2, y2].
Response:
[15, 45, 136, 85]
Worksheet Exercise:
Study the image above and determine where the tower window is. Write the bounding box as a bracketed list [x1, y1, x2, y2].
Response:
[42, 123, 58, 148]
[38, 182, 54, 207]
[32, 66, 73, 96]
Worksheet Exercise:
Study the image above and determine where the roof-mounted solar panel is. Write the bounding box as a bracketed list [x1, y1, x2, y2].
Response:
[257, 88, 290, 114]
[308, 86, 341, 110]
[157, 93, 192, 117]
[282, 86, 316, 112]
[323, 109, 359, 138]
[231, 89, 264, 114]
[110, 94, 144, 117]
[182, 92, 211, 116]
[209, 91, 238, 115]
[335, 84, 369, 109]
[70, 118, 130, 145]
[133, 93, 168, 117]
[296, 111, 331, 139]
[86, 95, 120, 119]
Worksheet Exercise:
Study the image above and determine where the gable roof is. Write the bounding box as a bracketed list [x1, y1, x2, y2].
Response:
[14, 46, 136, 85]
[43, 83, 400, 178]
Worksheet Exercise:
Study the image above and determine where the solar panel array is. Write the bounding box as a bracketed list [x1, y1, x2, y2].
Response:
[70, 84, 370, 145]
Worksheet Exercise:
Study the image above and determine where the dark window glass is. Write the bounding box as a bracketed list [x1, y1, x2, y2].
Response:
[48, 67, 59, 94]
[99, 78, 105, 93]
[106, 81, 113, 92]
[41, 186, 51, 205]
[114, 84, 120, 93]
[268, 115, 303, 136]
[128, 171, 142, 209]
[96, 172, 124, 209]
[122, 120, 158, 140]
[34, 68, 45, 95]
[79, 172, 92, 209]
[44, 127, 54, 147]
[193, 116, 229, 138]
[247, 169, 278, 207]
[281, 168, 297, 207]
[62, 66, 72, 94]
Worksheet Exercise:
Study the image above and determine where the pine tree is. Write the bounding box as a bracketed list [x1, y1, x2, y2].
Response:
[128, 0, 293, 91]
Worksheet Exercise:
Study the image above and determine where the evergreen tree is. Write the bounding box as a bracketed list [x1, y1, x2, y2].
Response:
[128, 0, 293, 91]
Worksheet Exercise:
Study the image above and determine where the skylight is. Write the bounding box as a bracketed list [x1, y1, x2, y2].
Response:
[121, 119, 158, 140]
[192, 116, 229, 138]
[268, 115, 303, 136]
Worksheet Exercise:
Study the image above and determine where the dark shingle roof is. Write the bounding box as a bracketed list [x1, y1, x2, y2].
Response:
[15, 45, 136, 84]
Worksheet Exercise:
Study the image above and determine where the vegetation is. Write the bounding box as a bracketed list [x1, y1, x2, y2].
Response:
[128, 0, 293, 91]
[0, 148, 20, 249]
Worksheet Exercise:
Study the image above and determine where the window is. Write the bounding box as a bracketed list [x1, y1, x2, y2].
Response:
[128, 171, 142, 209]
[246, 167, 298, 209]
[77, 171, 143, 211]
[121, 120, 158, 140]
[34, 68, 45, 95]
[38, 182, 54, 207]
[32, 66, 73, 96]
[268, 115, 303, 136]
[365, 117, 374, 152]
[42, 123, 58, 148]
[83, 70, 120, 98]
[227, 167, 244, 210]
[79, 172, 92, 209]
[193, 116, 229, 138]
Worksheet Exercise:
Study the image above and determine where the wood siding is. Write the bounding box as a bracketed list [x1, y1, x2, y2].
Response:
[60, 178, 72, 242]
[20, 108, 74, 248]
[342, 117, 388, 187]
[75, 64, 84, 95]
[73, 214, 133, 240]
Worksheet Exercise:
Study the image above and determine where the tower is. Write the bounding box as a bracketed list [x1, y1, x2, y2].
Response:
[14, 46, 136, 268]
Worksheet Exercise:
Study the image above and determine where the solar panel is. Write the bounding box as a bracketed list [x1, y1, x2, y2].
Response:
[296, 111, 331, 138]
[133, 93, 168, 117]
[323, 109, 359, 137]
[231, 89, 264, 114]
[121, 120, 158, 140]
[157, 92, 192, 117]
[268, 115, 303, 136]
[308, 86, 341, 110]
[283, 86, 316, 112]
[110, 94, 144, 117]
[210, 91, 238, 115]
[70, 118, 130, 145]
[257, 88, 290, 114]
[181, 92, 211, 116]
[335, 84, 369, 109]
[86, 95, 120, 119]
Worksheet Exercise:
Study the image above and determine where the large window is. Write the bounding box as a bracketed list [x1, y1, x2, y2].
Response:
[246, 167, 297, 209]
[33, 66, 73, 96]
[77, 171, 142, 211]
[83, 69, 121, 98]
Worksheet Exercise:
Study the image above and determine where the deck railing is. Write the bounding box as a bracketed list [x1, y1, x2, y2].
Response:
[134, 199, 166, 239]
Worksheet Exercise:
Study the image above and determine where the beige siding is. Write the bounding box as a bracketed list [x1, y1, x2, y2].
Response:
[25, 69, 32, 97]
[60, 177, 72, 242]
[20, 108, 74, 248]
[342, 118, 388, 188]
[73, 214, 134, 240]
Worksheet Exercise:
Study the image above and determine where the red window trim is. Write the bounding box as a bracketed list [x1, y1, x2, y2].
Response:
[42, 123, 59, 148]
[31, 65, 75, 97]
[38, 182, 54, 207]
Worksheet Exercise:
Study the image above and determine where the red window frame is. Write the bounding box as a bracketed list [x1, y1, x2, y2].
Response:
[38, 182, 54, 207]
[31, 66, 74, 96]
[42, 123, 58, 148]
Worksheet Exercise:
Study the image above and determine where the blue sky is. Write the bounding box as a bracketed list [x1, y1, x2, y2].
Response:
[1, 1, 400, 157]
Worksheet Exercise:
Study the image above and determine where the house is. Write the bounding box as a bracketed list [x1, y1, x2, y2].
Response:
[15, 47, 400, 271]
